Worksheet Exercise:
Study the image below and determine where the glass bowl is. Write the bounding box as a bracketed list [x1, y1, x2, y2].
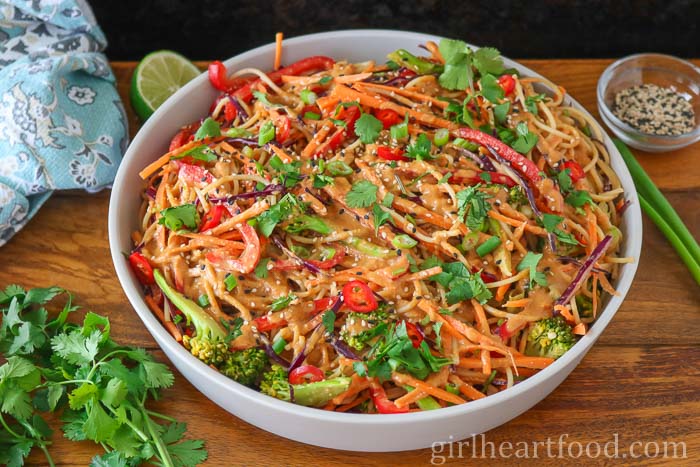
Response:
[597, 53, 700, 152]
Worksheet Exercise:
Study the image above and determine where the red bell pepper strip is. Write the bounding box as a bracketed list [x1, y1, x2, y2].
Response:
[404, 322, 423, 349]
[199, 205, 227, 232]
[369, 381, 409, 414]
[233, 56, 335, 103]
[206, 223, 261, 274]
[275, 115, 291, 144]
[376, 146, 409, 161]
[177, 162, 214, 186]
[313, 296, 340, 315]
[497, 74, 516, 95]
[456, 128, 542, 184]
[561, 160, 585, 183]
[342, 280, 378, 313]
[289, 365, 325, 384]
[374, 109, 402, 129]
[169, 128, 193, 152]
[223, 99, 237, 122]
[314, 106, 361, 156]
[129, 252, 154, 285]
[253, 315, 288, 332]
[208, 61, 257, 93]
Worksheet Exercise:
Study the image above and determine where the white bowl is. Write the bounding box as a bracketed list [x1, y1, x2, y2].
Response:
[109, 30, 642, 452]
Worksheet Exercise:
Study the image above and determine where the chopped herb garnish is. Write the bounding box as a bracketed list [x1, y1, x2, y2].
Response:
[406, 133, 433, 160]
[322, 310, 336, 332]
[158, 204, 199, 231]
[197, 294, 210, 307]
[258, 120, 276, 146]
[354, 113, 383, 144]
[346, 180, 378, 208]
[269, 294, 297, 312]
[479, 73, 505, 103]
[511, 122, 539, 154]
[456, 185, 491, 231]
[517, 252, 547, 287]
[525, 93, 546, 114]
[224, 274, 238, 291]
[304, 111, 321, 120]
[254, 258, 271, 278]
[194, 117, 221, 140]
[254, 193, 302, 237]
[493, 101, 511, 124]
[372, 203, 393, 233]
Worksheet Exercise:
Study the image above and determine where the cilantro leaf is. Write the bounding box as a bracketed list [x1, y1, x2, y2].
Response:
[566, 190, 594, 208]
[312, 173, 334, 188]
[322, 310, 336, 332]
[542, 213, 564, 232]
[158, 204, 199, 231]
[479, 74, 505, 103]
[423, 260, 492, 304]
[252, 91, 283, 108]
[406, 133, 432, 160]
[253, 193, 302, 237]
[517, 252, 547, 287]
[438, 39, 473, 91]
[51, 330, 101, 366]
[456, 186, 491, 231]
[557, 168, 574, 193]
[511, 122, 538, 154]
[346, 180, 378, 208]
[372, 203, 393, 233]
[493, 101, 510, 124]
[354, 113, 383, 144]
[254, 258, 271, 278]
[193, 117, 221, 140]
[269, 155, 303, 188]
[82, 402, 118, 442]
[524, 93, 546, 114]
[140, 360, 175, 389]
[473, 47, 505, 76]
[167, 438, 208, 467]
[269, 294, 297, 312]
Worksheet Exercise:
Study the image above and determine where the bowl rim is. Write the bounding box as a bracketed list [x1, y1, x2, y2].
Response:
[109, 29, 642, 425]
[596, 52, 700, 142]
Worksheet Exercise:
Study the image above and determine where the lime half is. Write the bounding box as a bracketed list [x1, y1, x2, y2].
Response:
[130, 50, 201, 120]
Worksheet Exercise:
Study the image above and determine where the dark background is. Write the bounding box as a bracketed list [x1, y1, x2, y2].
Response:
[92, 0, 700, 61]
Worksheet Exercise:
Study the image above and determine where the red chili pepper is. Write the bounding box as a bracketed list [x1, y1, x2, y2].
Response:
[376, 146, 409, 161]
[404, 322, 424, 349]
[223, 99, 237, 122]
[208, 61, 257, 93]
[471, 267, 498, 284]
[177, 162, 214, 186]
[456, 128, 542, 184]
[289, 365, 325, 384]
[199, 205, 227, 232]
[342, 280, 378, 313]
[275, 115, 291, 143]
[561, 160, 585, 183]
[497, 74, 516, 95]
[397, 68, 418, 80]
[169, 129, 193, 152]
[369, 381, 409, 414]
[128, 252, 154, 285]
[233, 56, 335, 103]
[313, 296, 339, 315]
[374, 109, 402, 129]
[253, 315, 288, 332]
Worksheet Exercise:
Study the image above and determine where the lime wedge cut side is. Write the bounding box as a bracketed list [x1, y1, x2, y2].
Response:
[130, 50, 201, 120]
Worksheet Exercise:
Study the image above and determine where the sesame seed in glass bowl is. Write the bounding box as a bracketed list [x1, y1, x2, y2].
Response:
[597, 53, 700, 152]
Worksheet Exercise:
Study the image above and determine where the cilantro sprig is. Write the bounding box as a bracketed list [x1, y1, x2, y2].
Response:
[422, 258, 492, 305]
[456, 185, 491, 231]
[0, 285, 207, 467]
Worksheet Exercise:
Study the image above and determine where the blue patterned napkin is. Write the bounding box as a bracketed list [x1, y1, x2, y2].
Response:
[0, 0, 127, 246]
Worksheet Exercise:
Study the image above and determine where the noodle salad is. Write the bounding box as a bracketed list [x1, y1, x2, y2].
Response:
[129, 37, 631, 413]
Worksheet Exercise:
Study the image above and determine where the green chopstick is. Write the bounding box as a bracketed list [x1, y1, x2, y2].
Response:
[613, 139, 700, 286]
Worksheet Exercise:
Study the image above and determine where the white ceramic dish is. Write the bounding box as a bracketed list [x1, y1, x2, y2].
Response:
[109, 30, 642, 452]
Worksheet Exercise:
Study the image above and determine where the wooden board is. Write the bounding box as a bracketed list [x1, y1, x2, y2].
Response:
[5, 59, 698, 466]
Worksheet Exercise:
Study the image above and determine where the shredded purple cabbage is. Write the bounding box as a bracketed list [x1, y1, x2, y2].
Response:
[455, 146, 496, 172]
[328, 335, 360, 359]
[271, 235, 322, 274]
[227, 95, 248, 121]
[288, 342, 308, 373]
[225, 137, 258, 146]
[555, 235, 613, 308]
[262, 343, 291, 369]
[145, 186, 157, 200]
[209, 184, 285, 204]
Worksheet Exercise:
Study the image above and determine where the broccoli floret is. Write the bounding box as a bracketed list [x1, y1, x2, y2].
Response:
[259, 364, 351, 407]
[508, 185, 527, 208]
[525, 316, 576, 359]
[221, 348, 268, 386]
[340, 309, 389, 351]
[183, 335, 228, 366]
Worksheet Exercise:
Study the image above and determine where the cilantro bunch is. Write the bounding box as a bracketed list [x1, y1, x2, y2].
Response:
[0, 285, 207, 467]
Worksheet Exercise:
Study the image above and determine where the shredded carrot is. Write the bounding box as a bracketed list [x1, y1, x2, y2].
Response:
[459, 356, 553, 370]
[471, 299, 490, 335]
[591, 275, 599, 318]
[315, 95, 340, 115]
[448, 375, 486, 400]
[572, 323, 587, 335]
[597, 272, 619, 295]
[585, 204, 598, 255]
[139, 136, 225, 179]
[495, 283, 511, 302]
[488, 210, 547, 236]
[269, 144, 294, 163]
[210, 200, 271, 235]
[332, 84, 456, 129]
[332, 374, 370, 405]
[354, 82, 449, 108]
[503, 298, 531, 308]
[336, 394, 369, 412]
[554, 305, 575, 324]
[398, 266, 442, 283]
[394, 388, 429, 408]
[301, 124, 333, 158]
[145, 295, 182, 342]
[274, 32, 283, 70]
[392, 373, 466, 405]
[334, 72, 373, 84]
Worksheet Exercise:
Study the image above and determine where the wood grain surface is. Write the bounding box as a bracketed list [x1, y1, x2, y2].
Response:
[5, 59, 699, 466]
